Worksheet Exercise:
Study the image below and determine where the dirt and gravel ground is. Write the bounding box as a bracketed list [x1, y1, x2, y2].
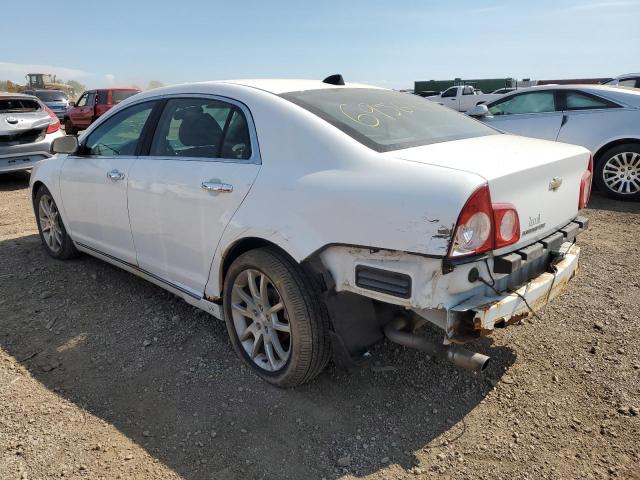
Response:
[1, 170, 639, 480]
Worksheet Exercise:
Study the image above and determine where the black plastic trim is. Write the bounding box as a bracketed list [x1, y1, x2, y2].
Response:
[355, 265, 411, 299]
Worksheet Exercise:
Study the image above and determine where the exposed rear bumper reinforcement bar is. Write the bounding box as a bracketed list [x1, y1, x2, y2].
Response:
[384, 317, 490, 372]
[451, 242, 580, 335]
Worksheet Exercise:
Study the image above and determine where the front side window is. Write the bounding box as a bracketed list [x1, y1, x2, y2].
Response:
[564, 91, 618, 110]
[76, 94, 87, 107]
[150, 98, 252, 160]
[281, 88, 497, 152]
[84, 101, 155, 156]
[441, 88, 457, 98]
[488, 91, 556, 116]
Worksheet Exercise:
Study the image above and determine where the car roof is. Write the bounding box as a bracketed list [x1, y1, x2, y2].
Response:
[214, 79, 381, 94]
[613, 73, 640, 79]
[0, 92, 39, 99]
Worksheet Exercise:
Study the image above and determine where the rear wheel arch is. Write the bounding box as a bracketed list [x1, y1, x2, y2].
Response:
[594, 138, 640, 165]
[220, 237, 296, 293]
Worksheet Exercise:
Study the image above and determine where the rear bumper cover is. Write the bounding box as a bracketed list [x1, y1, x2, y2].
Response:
[449, 242, 580, 337]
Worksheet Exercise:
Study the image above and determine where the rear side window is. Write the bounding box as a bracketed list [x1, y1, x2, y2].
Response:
[84, 101, 155, 156]
[150, 98, 252, 160]
[0, 98, 41, 112]
[97, 90, 108, 105]
[564, 91, 619, 110]
[111, 90, 139, 104]
[488, 91, 556, 116]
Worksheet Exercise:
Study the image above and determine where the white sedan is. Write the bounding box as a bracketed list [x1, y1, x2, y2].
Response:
[468, 85, 640, 200]
[32, 77, 592, 386]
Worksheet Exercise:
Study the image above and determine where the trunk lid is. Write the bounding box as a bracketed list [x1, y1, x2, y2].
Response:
[386, 134, 591, 253]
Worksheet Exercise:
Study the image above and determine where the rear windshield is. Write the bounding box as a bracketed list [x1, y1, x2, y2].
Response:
[33, 90, 68, 102]
[280, 88, 497, 152]
[0, 98, 41, 113]
[112, 90, 139, 104]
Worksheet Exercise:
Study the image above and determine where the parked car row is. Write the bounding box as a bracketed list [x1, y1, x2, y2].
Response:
[467, 84, 640, 200]
[31, 76, 593, 386]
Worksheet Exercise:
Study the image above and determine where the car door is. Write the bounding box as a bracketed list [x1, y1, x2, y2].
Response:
[69, 92, 87, 126]
[555, 90, 624, 152]
[127, 95, 261, 296]
[76, 91, 96, 129]
[59, 100, 158, 264]
[440, 87, 459, 109]
[482, 90, 564, 141]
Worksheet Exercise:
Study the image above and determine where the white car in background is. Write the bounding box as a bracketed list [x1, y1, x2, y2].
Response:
[469, 85, 640, 200]
[31, 77, 591, 386]
[426, 85, 503, 111]
[601, 73, 640, 89]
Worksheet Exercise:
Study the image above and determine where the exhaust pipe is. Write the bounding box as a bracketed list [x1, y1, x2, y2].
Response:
[383, 317, 490, 372]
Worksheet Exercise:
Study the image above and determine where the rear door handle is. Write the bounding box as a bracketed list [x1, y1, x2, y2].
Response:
[201, 181, 233, 193]
[107, 169, 125, 181]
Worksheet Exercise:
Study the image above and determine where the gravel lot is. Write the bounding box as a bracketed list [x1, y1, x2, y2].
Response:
[1, 170, 639, 480]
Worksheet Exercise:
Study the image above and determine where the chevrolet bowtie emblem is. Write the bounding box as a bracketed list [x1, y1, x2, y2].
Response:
[549, 177, 563, 191]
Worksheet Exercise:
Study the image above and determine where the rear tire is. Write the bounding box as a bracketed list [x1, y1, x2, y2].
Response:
[223, 247, 331, 387]
[34, 186, 78, 260]
[594, 144, 640, 201]
[64, 119, 76, 135]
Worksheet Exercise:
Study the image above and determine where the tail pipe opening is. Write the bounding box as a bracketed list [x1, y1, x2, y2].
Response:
[383, 317, 490, 372]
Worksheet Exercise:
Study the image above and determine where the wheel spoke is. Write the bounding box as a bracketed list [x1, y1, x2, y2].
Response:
[264, 342, 277, 370]
[259, 274, 270, 309]
[267, 301, 284, 315]
[270, 332, 288, 360]
[247, 270, 260, 300]
[232, 302, 254, 318]
[250, 331, 264, 359]
[233, 284, 254, 308]
[272, 317, 290, 333]
[239, 322, 258, 342]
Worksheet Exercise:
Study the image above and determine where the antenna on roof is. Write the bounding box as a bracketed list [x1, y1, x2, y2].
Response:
[322, 74, 345, 86]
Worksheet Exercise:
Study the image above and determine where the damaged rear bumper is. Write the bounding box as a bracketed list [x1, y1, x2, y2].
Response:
[448, 243, 580, 340]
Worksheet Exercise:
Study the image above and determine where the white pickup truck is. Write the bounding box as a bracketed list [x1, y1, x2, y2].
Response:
[427, 85, 503, 112]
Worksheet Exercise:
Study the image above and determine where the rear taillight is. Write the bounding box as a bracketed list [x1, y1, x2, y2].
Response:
[448, 185, 521, 258]
[493, 204, 520, 248]
[44, 105, 60, 134]
[449, 185, 494, 257]
[579, 155, 593, 209]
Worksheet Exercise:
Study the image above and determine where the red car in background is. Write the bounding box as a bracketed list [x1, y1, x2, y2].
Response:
[63, 88, 140, 134]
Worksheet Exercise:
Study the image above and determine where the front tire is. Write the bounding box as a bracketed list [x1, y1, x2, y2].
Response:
[594, 144, 640, 201]
[34, 186, 78, 259]
[223, 247, 331, 387]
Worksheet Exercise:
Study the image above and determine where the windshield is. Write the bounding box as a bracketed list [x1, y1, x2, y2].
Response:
[33, 90, 68, 102]
[281, 88, 497, 152]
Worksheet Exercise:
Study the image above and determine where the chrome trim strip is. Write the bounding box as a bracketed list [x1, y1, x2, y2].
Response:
[75, 242, 202, 300]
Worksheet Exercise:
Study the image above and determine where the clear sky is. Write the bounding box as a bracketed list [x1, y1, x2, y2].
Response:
[2, 0, 638, 90]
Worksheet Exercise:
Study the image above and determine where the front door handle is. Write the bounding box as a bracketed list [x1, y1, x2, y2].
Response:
[201, 181, 233, 193]
[107, 169, 125, 181]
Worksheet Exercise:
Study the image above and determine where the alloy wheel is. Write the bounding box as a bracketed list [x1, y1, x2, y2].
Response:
[230, 269, 291, 372]
[602, 151, 640, 195]
[38, 194, 63, 253]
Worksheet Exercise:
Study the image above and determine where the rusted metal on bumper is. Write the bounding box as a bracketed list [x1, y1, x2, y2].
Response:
[450, 244, 580, 335]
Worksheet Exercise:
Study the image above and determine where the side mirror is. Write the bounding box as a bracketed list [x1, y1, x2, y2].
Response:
[68, 101, 75, 107]
[51, 135, 79, 154]
[467, 104, 490, 118]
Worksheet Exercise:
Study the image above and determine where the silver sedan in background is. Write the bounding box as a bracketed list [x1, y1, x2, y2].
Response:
[0, 93, 63, 174]
[469, 85, 640, 200]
